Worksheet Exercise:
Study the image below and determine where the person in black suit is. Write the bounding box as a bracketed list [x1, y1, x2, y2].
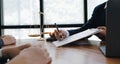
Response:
[53, 2, 107, 41]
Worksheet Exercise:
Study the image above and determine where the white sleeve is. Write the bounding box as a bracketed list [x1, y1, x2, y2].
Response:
[0, 49, 3, 58]
[64, 30, 70, 37]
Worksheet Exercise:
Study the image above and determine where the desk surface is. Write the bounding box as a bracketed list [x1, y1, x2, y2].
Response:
[7, 39, 120, 64]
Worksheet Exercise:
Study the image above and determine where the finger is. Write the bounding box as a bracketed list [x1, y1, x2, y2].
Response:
[98, 28, 105, 30]
[54, 30, 59, 37]
[54, 30, 60, 35]
[54, 30, 61, 40]
[98, 26, 106, 30]
[18, 44, 31, 50]
[47, 57, 52, 64]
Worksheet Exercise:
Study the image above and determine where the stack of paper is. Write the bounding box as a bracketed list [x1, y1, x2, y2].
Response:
[53, 28, 100, 47]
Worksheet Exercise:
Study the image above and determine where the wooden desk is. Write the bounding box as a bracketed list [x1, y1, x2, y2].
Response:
[8, 39, 120, 64]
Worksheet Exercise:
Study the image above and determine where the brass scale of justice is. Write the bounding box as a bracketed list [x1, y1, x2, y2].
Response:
[28, 12, 53, 40]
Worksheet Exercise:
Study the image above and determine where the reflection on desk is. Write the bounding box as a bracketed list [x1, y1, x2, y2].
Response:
[7, 39, 120, 64]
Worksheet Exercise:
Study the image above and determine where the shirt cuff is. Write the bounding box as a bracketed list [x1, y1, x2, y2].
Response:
[64, 30, 70, 37]
[0, 49, 3, 58]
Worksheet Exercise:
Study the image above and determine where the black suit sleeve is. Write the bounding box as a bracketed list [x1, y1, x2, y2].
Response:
[0, 39, 4, 48]
[0, 57, 7, 64]
[0, 39, 7, 64]
[68, 2, 106, 35]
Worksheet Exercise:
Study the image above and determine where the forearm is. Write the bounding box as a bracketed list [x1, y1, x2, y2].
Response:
[68, 27, 86, 36]
[68, 20, 96, 35]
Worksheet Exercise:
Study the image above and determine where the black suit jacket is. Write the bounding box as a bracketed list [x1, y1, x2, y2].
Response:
[68, 2, 106, 35]
[0, 57, 7, 64]
[0, 39, 6, 64]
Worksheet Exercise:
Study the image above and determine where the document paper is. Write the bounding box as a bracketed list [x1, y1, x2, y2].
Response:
[53, 28, 100, 47]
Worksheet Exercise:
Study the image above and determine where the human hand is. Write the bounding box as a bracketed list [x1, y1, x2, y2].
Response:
[49, 32, 55, 38]
[98, 26, 106, 36]
[1, 35, 16, 46]
[54, 29, 67, 41]
[7, 45, 51, 64]
[96, 26, 106, 41]
[2, 44, 31, 59]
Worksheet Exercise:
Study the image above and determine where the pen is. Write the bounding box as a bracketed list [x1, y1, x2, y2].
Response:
[54, 23, 62, 39]
[54, 23, 60, 32]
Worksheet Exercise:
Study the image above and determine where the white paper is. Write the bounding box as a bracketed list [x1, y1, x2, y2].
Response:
[53, 28, 100, 47]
